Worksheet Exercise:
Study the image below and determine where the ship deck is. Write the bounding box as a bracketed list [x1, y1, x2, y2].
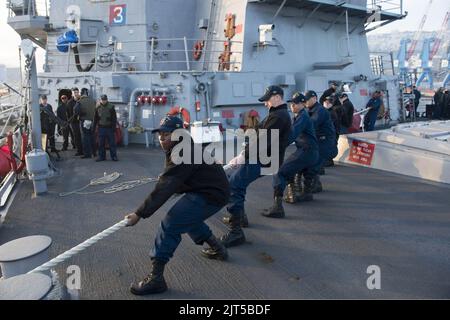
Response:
[1, 145, 450, 299]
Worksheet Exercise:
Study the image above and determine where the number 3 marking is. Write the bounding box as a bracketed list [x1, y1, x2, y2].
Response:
[114, 7, 124, 24]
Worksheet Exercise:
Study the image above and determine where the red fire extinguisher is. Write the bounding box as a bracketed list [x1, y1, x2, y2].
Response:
[195, 94, 201, 112]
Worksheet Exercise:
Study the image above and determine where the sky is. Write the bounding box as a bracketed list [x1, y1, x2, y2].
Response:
[0, 0, 45, 69]
[0, 0, 449, 68]
[370, 0, 449, 34]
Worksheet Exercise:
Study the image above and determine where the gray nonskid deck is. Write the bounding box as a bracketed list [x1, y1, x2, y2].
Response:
[1, 146, 450, 299]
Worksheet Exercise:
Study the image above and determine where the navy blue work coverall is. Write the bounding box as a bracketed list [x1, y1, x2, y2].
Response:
[57, 102, 74, 150]
[135, 147, 230, 263]
[94, 102, 118, 161]
[304, 102, 338, 179]
[273, 108, 319, 195]
[74, 96, 96, 158]
[364, 97, 382, 132]
[227, 104, 292, 216]
[40, 103, 57, 151]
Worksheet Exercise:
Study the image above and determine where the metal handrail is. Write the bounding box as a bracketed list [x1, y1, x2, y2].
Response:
[46, 37, 244, 72]
[368, 0, 404, 16]
[49, 38, 244, 47]
[6, 0, 49, 17]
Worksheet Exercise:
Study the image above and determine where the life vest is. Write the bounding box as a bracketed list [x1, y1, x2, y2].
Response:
[96, 102, 116, 128]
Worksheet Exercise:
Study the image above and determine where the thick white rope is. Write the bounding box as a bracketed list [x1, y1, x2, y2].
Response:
[44, 270, 64, 300]
[28, 219, 129, 274]
[354, 107, 372, 116]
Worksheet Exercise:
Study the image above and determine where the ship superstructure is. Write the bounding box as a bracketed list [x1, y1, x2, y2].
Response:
[6, 0, 405, 145]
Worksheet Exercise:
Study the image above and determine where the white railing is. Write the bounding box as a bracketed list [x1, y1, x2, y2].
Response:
[46, 38, 244, 73]
[367, 0, 404, 16]
[7, 0, 49, 17]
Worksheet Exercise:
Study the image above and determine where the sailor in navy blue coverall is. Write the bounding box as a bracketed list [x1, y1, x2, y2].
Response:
[364, 91, 382, 132]
[220, 85, 292, 248]
[262, 92, 320, 218]
[125, 116, 230, 296]
[303, 91, 338, 194]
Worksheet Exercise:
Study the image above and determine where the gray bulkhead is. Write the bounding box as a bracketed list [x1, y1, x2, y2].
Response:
[37, 0, 394, 145]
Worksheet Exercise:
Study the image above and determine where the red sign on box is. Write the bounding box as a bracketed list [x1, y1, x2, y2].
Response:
[222, 110, 235, 119]
[349, 140, 376, 166]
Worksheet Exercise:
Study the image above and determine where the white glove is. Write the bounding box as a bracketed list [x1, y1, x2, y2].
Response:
[224, 152, 246, 171]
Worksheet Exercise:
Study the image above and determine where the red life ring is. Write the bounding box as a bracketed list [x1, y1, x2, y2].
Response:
[7, 132, 28, 174]
[193, 41, 204, 61]
[168, 106, 191, 128]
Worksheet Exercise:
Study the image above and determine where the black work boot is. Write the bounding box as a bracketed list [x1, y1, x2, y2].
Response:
[201, 235, 229, 261]
[262, 196, 285, 219]
[284, 174, 303, 204]
[297, 178, 314, 202]
[311, 175, 323, 194]
[130, 259, 168, 295]
[220, 215, 246, 248]
[222, 211, 249, 228]
[284, 183, 297, 204]
[324, 159, 335, 167]
[294, 173, 303, 194]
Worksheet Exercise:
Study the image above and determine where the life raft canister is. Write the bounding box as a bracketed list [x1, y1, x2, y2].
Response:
[7, 132, 28, 174]
[167, 106, 191, 128]
[0, 145, 11, 178]
[56, 30, 79, 53]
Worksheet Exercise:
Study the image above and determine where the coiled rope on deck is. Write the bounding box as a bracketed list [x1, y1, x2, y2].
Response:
[59, 172, 158, 197]
[28, 219, 129, 274]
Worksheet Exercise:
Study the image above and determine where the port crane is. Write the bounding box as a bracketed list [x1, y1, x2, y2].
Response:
[397, 0, 433, 86]
[416, 11, 450, 88]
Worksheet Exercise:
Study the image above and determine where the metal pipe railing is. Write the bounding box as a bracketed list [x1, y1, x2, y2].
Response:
[368, 0, 404, 16]
[46, 37, 243, 72]
[6, 0, 49, 17]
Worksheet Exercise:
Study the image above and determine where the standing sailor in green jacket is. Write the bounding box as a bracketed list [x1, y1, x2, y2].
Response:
[94, 95, 118, 162]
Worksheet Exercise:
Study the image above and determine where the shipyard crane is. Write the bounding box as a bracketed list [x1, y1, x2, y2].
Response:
[397, 0, 433, 86]
[397, 39, 412, 85]
[416, 38, 435, 89]
[416, 10, 450, 88]
[430, 11, 450, 60]
[406, 0, 434, 61]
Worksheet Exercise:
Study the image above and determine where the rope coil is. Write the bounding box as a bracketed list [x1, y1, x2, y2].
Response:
[59, 172, 158, 197]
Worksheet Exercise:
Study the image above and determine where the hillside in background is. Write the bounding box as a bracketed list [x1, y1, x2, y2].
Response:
[5, 68, 21, 86]
[0, 68, 21, 105]
[367, 30, 450, 56]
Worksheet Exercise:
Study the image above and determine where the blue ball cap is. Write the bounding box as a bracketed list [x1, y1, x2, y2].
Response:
[287, 92, 307, 104]
[304, 90, 318, 101]
[152, 116, 184, 134]
[258, 85, 284, 102]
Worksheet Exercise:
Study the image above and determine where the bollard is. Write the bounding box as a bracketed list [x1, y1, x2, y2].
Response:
[0, 273, 53, 300]
[0, 236, 52, 279]
[25, 150, 49, 195]
[0, 219, 128, 300]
